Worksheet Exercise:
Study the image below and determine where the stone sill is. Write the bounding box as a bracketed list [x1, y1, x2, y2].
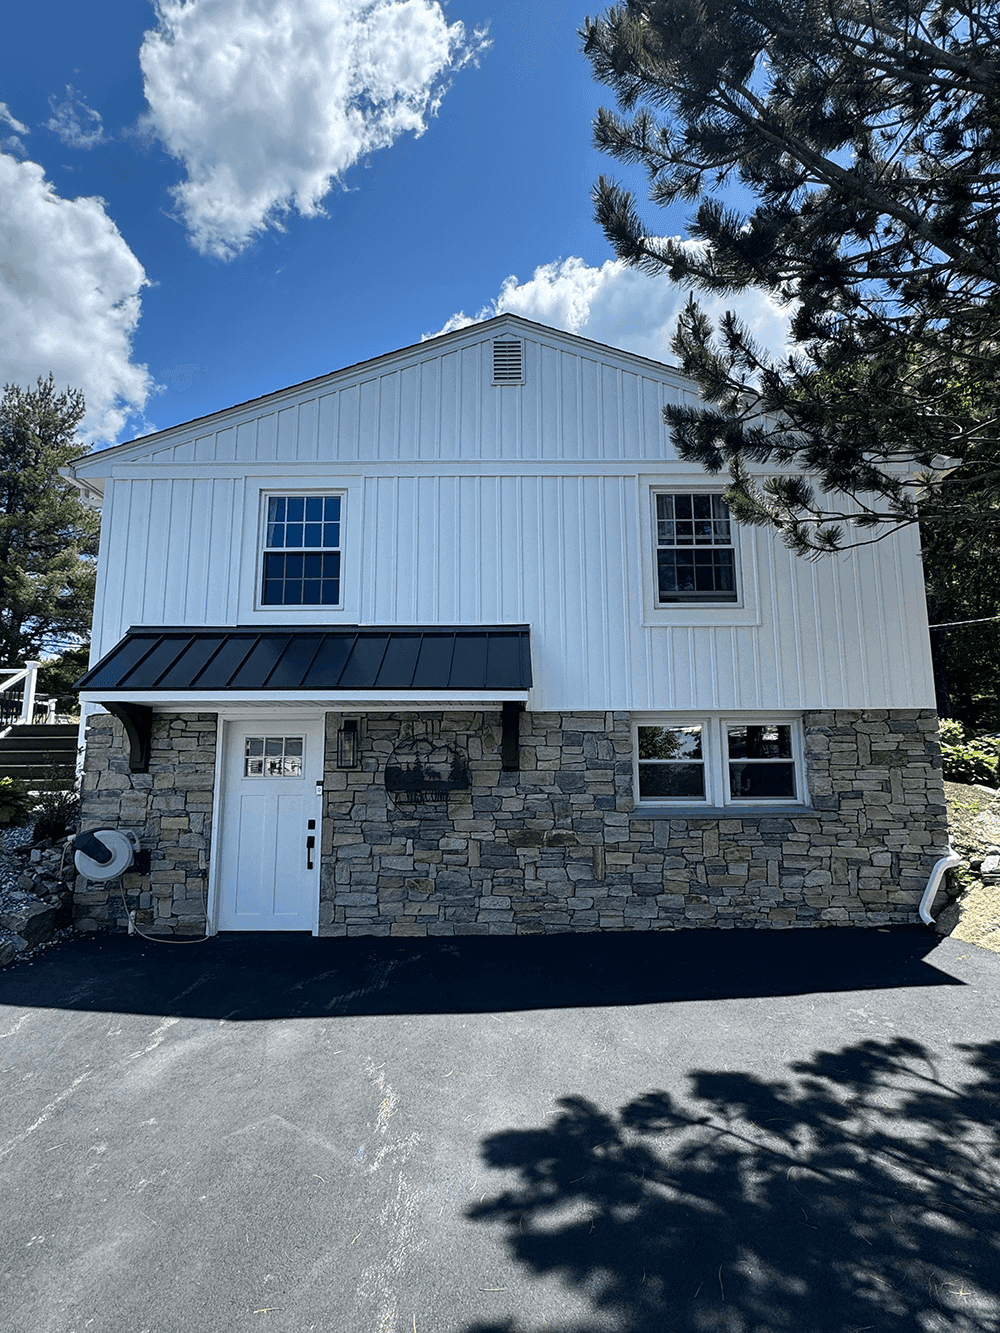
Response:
[631, 805, 814, 821]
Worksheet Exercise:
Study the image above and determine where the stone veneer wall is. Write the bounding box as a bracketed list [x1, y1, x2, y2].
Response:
[75, 711, 215, 934]
[319, 708, 949, 936]
[75, 706, 947, 936]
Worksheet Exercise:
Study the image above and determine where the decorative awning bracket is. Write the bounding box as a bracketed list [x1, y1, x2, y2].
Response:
[102, 701, 153, 773]
[501, 701, 523, 772]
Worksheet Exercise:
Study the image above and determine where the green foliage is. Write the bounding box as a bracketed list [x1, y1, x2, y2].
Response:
[583, 0, 1000, 552]
[938, 718, 965, 747]
[31, 787, 81, 841]
[0, 776, 34, 830]
[0, 375, 97, 666]
[923, 523, 1000, 731]
[938, 718, 999, 785]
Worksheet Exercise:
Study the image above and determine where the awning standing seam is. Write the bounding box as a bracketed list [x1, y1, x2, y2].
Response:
[75, 625, 532, 694]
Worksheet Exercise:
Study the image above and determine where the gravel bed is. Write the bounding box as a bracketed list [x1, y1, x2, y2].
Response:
[1, 821, 37, 900]
[0, 823, 76, 965]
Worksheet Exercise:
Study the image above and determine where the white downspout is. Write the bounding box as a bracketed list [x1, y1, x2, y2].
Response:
[918, 844, 963, 925]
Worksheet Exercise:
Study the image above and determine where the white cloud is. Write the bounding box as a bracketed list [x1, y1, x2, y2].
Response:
[140, 0, 488, 259]
[0, 152, 154, 445]
[429, 250, 793, 367]
[0, 101, 29, 156]
[45, 85, 108, 149]
[0, 103, 28, 135]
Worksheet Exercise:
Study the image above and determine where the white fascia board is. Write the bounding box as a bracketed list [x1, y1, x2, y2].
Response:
[80, 690, 530, 710]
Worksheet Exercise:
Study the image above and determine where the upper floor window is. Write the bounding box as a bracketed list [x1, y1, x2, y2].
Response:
[655, 493, 737, 603]
[261, 494, 342, 606]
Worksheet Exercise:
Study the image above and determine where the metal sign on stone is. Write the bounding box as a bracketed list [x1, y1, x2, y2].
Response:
[384, 736, 471, 810]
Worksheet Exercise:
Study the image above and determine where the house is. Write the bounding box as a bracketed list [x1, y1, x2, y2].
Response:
[65, 314, 948, 937]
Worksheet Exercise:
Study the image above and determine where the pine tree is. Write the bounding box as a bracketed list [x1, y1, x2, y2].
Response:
[583, 0, 1000, 552]
[0, 376, 98, 667]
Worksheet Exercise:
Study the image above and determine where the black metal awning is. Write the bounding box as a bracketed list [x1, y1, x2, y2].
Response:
[76, 625, 532, 694]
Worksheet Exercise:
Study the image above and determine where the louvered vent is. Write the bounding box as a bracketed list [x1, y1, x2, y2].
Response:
[492, 339, 523, 384]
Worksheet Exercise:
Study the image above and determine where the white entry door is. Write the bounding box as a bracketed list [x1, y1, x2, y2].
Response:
[215, 717, 324, 931]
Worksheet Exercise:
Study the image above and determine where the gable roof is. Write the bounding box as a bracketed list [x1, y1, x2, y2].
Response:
[67, 314, 695, 475]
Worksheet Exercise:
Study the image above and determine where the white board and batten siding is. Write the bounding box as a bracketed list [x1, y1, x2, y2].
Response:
[77, 316, 935, 712]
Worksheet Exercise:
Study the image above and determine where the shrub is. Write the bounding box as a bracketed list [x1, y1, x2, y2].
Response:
[32, 788, 80, 841]
[0, 776, 34, 829]
[939, 719, 999, 786]
[938, 717, 965, 746]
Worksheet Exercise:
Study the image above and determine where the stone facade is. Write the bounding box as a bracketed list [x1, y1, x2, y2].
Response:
[76, 706, 948, 935]
[318, 708, 949, 935]
[76, 711, 215, 934]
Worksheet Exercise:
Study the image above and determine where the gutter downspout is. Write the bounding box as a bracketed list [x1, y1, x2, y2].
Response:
[918, 844, 963, 925]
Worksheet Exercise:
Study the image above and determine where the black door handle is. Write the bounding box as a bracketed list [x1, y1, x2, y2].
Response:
[306, 835, 315, 870]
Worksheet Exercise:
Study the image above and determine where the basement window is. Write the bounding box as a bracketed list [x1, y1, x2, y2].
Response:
[634, 717, 805, 807]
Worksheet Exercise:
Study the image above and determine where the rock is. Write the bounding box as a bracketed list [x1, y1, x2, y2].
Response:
[933, 900, 963, 936]
[0, 939, 16, 968]
[0, 901, 58, 948]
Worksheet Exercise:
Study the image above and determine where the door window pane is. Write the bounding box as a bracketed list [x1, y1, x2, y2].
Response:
[244, 735, 305, 777]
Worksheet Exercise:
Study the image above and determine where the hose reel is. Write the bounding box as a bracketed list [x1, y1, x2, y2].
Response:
[73, 829, 141, 881]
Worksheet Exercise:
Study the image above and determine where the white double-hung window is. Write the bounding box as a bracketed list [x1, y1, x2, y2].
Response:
[260, 493, 343, 607]
[635, 717, 805, 807]
[654, 493, 738, 604]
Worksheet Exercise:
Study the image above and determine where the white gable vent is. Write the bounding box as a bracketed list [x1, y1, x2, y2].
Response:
[492, 339, 523, 384]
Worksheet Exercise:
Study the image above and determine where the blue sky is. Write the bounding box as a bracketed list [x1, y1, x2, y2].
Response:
[1, 0, 787, 447]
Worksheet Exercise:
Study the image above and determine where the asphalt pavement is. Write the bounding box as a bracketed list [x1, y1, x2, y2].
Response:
[1, 926, 998, 1333]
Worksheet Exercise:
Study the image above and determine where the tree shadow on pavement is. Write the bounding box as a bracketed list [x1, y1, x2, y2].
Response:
[462, 1037, 1000, 1333]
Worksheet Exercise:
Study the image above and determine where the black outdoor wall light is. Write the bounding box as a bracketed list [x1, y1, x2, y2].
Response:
[337, 718, 360, 768]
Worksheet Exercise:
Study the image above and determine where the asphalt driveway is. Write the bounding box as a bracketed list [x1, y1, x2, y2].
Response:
[1, 927, 998, 1333]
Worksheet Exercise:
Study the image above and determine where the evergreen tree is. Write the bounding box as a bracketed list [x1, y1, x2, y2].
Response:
[0, 376, 98, 668]
[583, 0, 1000, 552]
[922, 526, 1000, 729]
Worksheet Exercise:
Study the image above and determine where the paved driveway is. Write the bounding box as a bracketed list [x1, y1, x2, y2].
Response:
[1, 927, 998, 1333]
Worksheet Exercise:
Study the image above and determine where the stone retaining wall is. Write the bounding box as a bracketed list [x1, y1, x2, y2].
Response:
[76, 706, 948, 935]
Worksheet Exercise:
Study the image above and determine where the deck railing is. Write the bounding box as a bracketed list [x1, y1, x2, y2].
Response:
[0, 661, 56, 730]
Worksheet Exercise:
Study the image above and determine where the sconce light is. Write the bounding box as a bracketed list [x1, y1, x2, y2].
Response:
[337, 718, 360, 768]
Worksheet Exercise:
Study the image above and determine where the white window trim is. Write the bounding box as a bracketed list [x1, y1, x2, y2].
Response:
[637, 478, 761, 627]
[632, 712, 808, 811]
[250, 487, 349, 617]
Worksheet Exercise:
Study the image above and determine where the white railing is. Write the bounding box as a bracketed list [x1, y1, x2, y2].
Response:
[0, 660, 45, 728]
